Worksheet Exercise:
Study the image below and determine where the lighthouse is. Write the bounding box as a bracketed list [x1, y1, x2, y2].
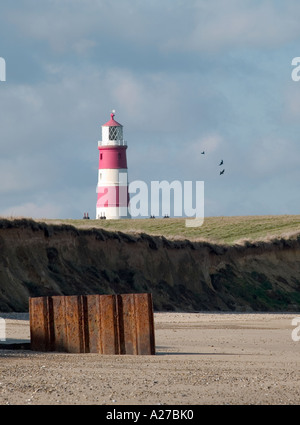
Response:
[96, 111, 130, 219]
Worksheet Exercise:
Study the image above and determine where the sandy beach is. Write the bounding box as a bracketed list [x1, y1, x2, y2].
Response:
[0, 312, 299, 405]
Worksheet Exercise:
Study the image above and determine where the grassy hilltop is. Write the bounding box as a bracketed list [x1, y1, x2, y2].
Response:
[40, 215, 300, 245]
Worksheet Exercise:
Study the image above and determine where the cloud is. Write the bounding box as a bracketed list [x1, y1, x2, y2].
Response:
[163, 0, 300, 52]
[191, 134, 223, 156]
[282, 81, 300, 123]
[8, 0, 300, 60]
[1, 202, 62, 219]
[249, 136, 300, 179]
[1, 1, 300, 219]
[4, 1, 101, 54]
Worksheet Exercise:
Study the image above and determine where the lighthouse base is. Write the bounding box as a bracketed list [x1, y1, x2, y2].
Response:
[96, 207, 131, 220]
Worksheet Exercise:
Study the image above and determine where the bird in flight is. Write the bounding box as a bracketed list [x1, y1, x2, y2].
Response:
[219, 160, 223, 165]
[201, 151, 205, 154]
[220, 169, 225, 175]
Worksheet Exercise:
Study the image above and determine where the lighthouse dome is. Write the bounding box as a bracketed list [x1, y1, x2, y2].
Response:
[102, 112, 122, 127]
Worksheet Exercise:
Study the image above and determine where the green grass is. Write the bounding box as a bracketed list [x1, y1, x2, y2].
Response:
[37, 214, 300, 245]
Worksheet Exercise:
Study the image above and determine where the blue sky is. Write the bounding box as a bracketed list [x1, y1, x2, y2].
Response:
[1, 0, 300, 219]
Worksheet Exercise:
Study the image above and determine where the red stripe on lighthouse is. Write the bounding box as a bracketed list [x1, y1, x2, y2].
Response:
[98, 146, 127, 169]
[97, 186, 129, 207]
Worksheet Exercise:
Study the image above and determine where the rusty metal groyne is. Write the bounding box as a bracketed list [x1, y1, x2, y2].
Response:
[29, 293, 155, 355]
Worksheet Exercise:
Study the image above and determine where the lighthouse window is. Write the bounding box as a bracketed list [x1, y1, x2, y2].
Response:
[109, 127, 117, 140]
[109, 126, 122, 141]
[100, 153, 103, 160]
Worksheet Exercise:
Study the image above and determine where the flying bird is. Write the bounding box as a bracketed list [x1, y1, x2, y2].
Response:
[220, 169, 225, 175]
[219, 160, 223, 165]
[201, 151, 205, 154]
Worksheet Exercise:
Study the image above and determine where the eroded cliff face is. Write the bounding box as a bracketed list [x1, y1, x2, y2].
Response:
[0, 219, 300, 312]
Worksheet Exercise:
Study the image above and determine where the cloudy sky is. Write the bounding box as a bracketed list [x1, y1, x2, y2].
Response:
[1, 0, 300, 219]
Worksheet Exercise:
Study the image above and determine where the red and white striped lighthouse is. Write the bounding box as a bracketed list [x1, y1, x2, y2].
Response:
[96, 111, 130, 219]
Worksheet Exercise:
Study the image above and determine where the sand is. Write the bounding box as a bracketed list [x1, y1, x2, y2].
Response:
[0, 312, 299, 405]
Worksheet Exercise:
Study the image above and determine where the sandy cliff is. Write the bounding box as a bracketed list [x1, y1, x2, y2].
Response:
[0, 218, 300, 312]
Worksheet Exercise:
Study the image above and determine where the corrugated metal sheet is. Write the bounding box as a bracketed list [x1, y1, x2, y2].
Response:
[29, 293, 155, 355]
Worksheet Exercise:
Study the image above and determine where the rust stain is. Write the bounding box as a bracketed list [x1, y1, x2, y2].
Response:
[29, 293, 155, 355]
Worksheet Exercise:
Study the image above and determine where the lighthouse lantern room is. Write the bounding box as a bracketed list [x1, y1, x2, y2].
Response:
[96, 111, 130, 219]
